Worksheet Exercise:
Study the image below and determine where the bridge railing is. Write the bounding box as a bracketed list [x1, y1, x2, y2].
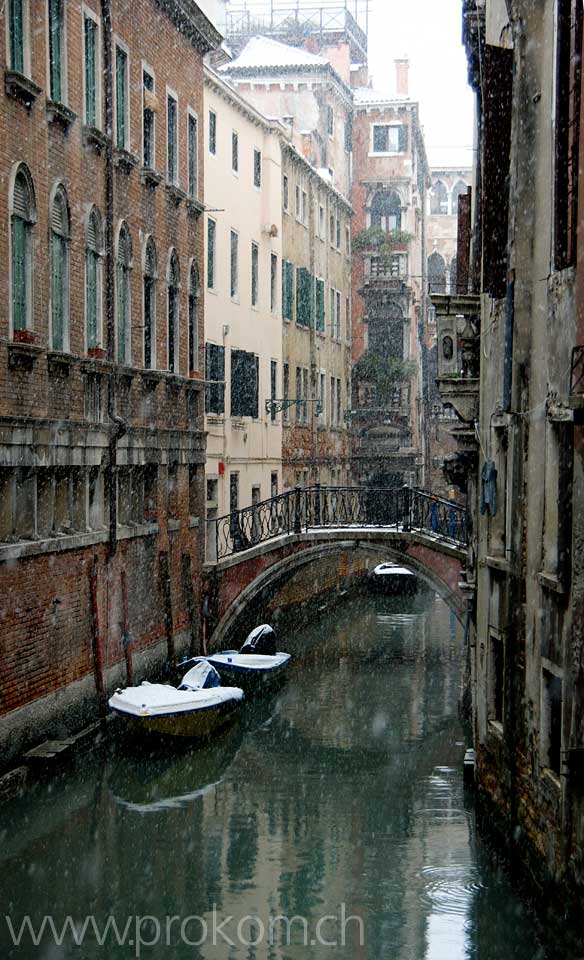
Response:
[211, 485, 467, 561]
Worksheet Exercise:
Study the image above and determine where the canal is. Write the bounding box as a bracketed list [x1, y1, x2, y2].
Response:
[0, 588, 545, 959]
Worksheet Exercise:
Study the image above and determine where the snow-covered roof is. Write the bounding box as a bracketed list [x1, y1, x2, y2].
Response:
[353, 86, 410, 106]
[220, 35, 329, 72]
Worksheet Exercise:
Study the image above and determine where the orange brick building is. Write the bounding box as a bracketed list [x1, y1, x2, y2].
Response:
[0, 0, 220, 767]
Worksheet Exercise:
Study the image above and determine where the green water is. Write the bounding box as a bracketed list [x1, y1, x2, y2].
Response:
[0, 590, 545, 959]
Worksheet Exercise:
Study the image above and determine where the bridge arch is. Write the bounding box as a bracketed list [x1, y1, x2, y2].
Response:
[208, 533, 467, 648]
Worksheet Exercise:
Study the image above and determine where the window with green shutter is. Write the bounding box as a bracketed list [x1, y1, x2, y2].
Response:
[188, 113, 198, 198]
[9, 0, 24, 73]
[50, 187, 69, 351]
[84, 16, 97, 126]
[143, 238, 157, 368]
[11, 168, 35, 334]
[168, 251, 179, 373]
[282, 260, 294, 321]
[167, 95, 177, 183]
[296, 268, 313, 328]
[48, 0, 63, 102]
[330, 287, 335, 336]
[316, 278, 325, 332]
[116, 223, 132, 364]
[115, 46, 128, 148]
[86, 208, 102, 350]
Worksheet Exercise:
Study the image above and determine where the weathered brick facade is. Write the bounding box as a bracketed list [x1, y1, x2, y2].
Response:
[0, 0, 220, 768]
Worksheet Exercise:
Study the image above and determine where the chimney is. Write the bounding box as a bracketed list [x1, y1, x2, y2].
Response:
[395, 57, 409, 97]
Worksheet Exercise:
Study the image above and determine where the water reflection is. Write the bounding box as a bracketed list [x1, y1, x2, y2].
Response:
[0, 591, 544, 959]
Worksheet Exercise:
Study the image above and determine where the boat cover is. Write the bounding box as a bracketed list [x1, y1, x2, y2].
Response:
[108, 684, 243, 718]
[179, 660, 221, 690]
[240, 624, 277, 656]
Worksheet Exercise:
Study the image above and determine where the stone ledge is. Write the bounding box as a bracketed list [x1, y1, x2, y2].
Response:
[0, 523, 159, 563]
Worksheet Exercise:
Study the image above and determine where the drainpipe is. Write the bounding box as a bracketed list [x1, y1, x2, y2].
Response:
[101, 0, 120, 557]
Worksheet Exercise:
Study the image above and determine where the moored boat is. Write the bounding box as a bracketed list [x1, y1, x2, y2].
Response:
[369, 561, 419, 595]
[108, 660, 244, 737]
[205, 624, 291, 692]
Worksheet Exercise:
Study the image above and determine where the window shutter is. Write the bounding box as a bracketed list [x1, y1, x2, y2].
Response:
[49, 0, 62, 101]
[116, 262, 126, 363]
[13, 172, 31, 220]
[145, 240, 156, 278]
[84, 18, 96, 125]
[398, 124, 409, 152]
[87, 211, 98, 252]
[116, 48, 126, 148]
[51, 192, 68, 237]
[11, 216, 26, 331]
[86, 251, 97, 348]
[51, 235, 64, 350]
[9, 0, 24, 73]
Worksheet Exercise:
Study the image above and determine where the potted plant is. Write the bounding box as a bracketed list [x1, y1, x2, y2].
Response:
[87, 346, 107, 360]
[13, 328, 35, 344]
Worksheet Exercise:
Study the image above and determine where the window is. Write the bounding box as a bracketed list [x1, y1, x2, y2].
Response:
[329, 287, 335, 337]
[85, 207, 103, 351]
[371, 123, 408, 154]
[229, 472, 238, 513]
[271, 472, 278, 498]
[337, 377, 342, 425]
[428, 252, 446, 294]
[251, 241, 259, 307]
[316, 278, 325, 333]
[270, 253, 278, 314]
[115, 45, 128, 149]
[231, 349, 258, 418]
[330, 211, 335, 244]
[371, 191, 402, 232]
[542, 669, 562, 776]
[209, 110, 217, 155]
[11, 165, 35, 334]
[345, 296, 350, 343]
[451, 180, 467, 216]
[167, 92, 178, 184]
[295, 185, 301, 220]
[283, 174, 289, 211]
[230, 230, 239, 299]
[295, 367, 308, 423]
[48, 0, 64, 103]
[430, 181, 449, 216]
[116, 222, 132, 364]
[319, 372, 326, 422]
[205, 343, 225, 414]
[188, 111, 198, 198]
[253, 148, 261, 188]
[555, 0, 582, 269]
[167, 250, 179, 373]
[319, 205, 325, 239]
[83, 13, 98, 126]
[283, 362, 290, 423]
[344, 118, 352, 153]
[336, 291, 341, 339]
[8, 0, 26, 73]
[188, 261, 199, 374]
[330, 375, 336, 424]
[207, 218, 216, 289]
[231, 130, 238, 173]
[336, 217, 341, 250]
[327, 105, 334, 137]
[142, 69, 155, 168]
[345, 225, 350, 255]
[302, 190, 308, 225]
[270, 360, 277, 422]
[296, 268, 313, 328]
[282, 260, 294, 321]
[143, 237, 157, 369]
[50, 185, 70, 351]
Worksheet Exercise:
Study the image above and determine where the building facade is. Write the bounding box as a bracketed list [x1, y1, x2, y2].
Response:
[349, 63, 430, 488]
[432, 0, 584, 950]
[0, 0, 220, 766]
[203, 66, 283, 549]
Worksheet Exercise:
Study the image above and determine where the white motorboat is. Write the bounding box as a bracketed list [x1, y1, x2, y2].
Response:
[369, 562, 419, 595]
[108, 660, 244, 737]
[205, 625, 291, 692]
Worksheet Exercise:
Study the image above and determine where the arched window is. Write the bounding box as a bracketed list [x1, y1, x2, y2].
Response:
[85, 207, 103, 352]
[449, 257, 458, 295]
[167, 250, 180, 373]
[188, 260, 200, 374]
[370, 191, 401, 233]
[143, 238, 157, 369]
[10, 164, 36, 335]
[451, 180, 468, 216]
[50, 185, 70, 351]
[116, 222, 132, 364]
[430, 180, 449, 215]
[428, 252, 446, 294]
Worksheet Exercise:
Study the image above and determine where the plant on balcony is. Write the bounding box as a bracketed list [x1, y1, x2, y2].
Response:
[352, 227, 414, 253]
[353, 351, 416, 403]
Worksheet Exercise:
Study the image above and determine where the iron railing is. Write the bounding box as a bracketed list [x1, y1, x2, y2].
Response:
[571, 345, 584, 395]
[211, 485, 467, 560]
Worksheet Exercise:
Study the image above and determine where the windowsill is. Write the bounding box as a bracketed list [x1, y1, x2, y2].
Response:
[167, 518, 180, 532]
[186, 197, 205, 217]
[113, 147, 138, 172]
[140, 166, 163, 189]
[166, 183, 186, 206]
[46, 99, 76, 128]
[7, 340, 43, 371]
[537, 570, 566, 595]
[4, 70, 42, 105]
[188, 516, 200, 529]
[488, 719, 504, 739]
[47, 350, 73, 376]
[295, 323, 310, 332]
[230, 296, 240, 305]
[542, 767, 561, 791]
[141, 369, 164, 390]
[0, 523, 160, 563]
[206, 414, 224, 423]
[116, 364, 137, 382]
[117, 522, 159, 541]
[316, 331, 326, 338]
[283, 317, 291, 324]
[83, 125, 108, 150]
[207, 287, 218, 296]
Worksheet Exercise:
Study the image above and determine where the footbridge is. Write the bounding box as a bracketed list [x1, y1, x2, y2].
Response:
[204, 486, 471, 644]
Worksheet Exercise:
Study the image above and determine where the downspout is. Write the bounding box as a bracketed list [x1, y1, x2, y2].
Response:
[101, 0, 121, 557]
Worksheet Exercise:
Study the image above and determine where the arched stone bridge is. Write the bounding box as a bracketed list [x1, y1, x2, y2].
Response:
[203, 486, 470, 645]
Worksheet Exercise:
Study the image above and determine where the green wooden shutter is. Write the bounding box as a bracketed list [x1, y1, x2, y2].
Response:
[9, 0, 24, 73]
[116, 48, 127, 148]
[117, 264, 126, 363]
[296, 269, 304, 326]
[86, 251, 97, 348]
[11, 216, 26, 331]
[84, 17, 96, 126]
[49, 0, 62, 102]
[330, 287, 335, 336]
[398, 124, 409, 152]
[316, 279, 325, 332]
[51, 236, 64, 350]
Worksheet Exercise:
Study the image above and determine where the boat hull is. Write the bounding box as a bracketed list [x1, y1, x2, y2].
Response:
[206, 653, 291, 693]
[110, 692, 243, 738]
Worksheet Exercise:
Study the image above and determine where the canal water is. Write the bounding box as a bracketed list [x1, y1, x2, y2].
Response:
[0, 588, 545, 959]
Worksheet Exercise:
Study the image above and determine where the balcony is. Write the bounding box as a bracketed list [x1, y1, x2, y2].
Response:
[431, 293, 480, 423]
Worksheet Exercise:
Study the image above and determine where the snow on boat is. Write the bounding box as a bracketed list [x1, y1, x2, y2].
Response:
[369, 562, 419, 595]
[205, 625, 291, 691]
[108, 660, 244, 738]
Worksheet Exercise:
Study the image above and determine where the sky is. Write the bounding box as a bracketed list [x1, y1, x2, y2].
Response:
[365, 0, 475, 169]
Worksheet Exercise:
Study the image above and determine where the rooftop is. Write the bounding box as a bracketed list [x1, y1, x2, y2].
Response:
[220, 34, 329, 71]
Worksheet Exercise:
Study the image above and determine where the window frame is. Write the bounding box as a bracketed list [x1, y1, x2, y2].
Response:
[167, 249, 180, 374]
[231, 129, 239, 175]
[253, 147, 262, 189]
[270, 252, 278, 315]
[82, 7, 101, 128]
[370, 122, 405, 156]
[208, 109, 217, 156]
[49, 182, 70, 352]
[8, 0, 30, 76]
[207, 216, 217, 291]
[230, 228, 239, 301]
[47, 0, 66, 104]
[142, 235, 157, 370]
[251, 240, 259, 308]
[166, 87, 179, 186]
[114, 38, 130, 150]
[187, 107, 199, 199]
[283, 174, 289, 212]
[188, 259, 200, 375]
[115, 221, 132, 365]
[85, 206, 103, 353]
[141, 64, 155, 169]
[9, 163, 36, 337]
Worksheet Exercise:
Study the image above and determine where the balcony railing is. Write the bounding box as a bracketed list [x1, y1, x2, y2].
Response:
[225, 3, 368, 61]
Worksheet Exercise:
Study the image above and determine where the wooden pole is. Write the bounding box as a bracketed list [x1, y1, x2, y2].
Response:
[159, 550, 176, 666]
[181, 552, 199, 657]
[120, 569, 134, 686]
[89, 556, 107, 721]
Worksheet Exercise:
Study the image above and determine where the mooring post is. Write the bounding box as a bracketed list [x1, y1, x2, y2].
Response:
[294, 485, 302, 534]
[89, 556, 107, 721]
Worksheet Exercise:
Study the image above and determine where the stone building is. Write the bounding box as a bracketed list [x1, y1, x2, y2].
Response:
[203, 66, 283, 550]
[350, 61, 430, 488]
[219, 35, 353, 488]
[0, 0, 220, 766]
[433, 0, 584, 950]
